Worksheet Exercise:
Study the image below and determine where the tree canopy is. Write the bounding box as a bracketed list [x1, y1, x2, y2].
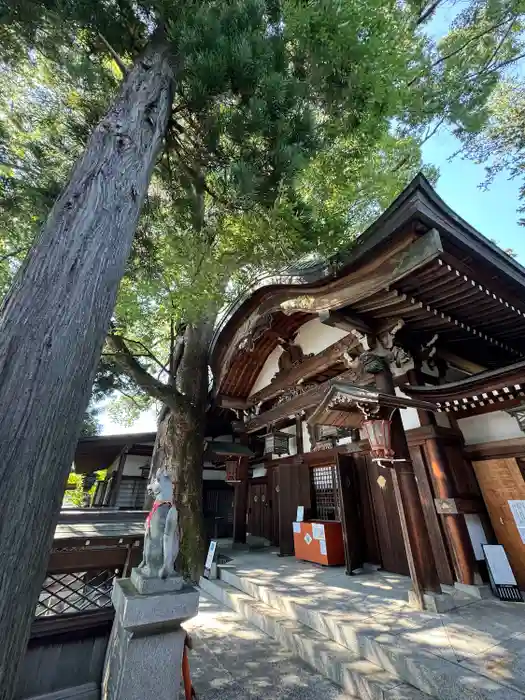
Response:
[3, 0, 525, 422]
[2, 2, 525, 695]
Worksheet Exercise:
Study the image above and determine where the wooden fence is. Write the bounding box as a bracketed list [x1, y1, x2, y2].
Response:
[16, 510, 145, 700]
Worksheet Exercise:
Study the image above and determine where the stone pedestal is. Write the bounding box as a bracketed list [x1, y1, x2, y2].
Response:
[102, 577, 199, 700]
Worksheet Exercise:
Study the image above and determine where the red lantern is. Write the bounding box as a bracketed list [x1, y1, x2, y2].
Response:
[362, 419, 394, 460]
[225, 459, 241, 483]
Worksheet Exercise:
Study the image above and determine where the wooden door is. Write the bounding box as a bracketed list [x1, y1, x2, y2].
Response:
[268, 467, 280, 546]
[366, 458, 410, 576]
[472, 458, 525, 588]
[248, 482, 272, 541]
[248, 483, 262, 537]
[353, 454, 382, 566]
[337, 454, 365, 574]
[279, 462, 312, 556]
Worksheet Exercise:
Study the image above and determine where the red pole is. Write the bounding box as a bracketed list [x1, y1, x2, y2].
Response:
[182, 634, 197, 699]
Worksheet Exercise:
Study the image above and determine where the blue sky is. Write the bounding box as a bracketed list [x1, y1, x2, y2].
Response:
[422, 131, 524, 261]
[422, 4, 524, 262]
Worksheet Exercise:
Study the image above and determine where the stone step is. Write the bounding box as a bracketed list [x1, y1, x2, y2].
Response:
[200, 576, 430, 700]
[217, 567, 525, 700]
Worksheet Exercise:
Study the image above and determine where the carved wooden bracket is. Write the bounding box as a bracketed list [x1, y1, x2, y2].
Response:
[347, 319, 414, 377]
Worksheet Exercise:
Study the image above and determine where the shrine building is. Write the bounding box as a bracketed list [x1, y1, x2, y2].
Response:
[210, 173, 525, 603]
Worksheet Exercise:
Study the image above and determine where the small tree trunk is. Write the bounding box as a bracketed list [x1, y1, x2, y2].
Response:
[0, 39, 174, 699]
[151, 402, 207, 581]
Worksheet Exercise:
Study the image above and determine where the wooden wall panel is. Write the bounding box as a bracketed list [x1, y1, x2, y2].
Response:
[353, 454, 381, 566]
[279, 462, 312, 556]
[366, 459, 409, 576]
[445, 444, 482, 498]
[472, 458, 525, 588]
[17, 632, 108, 699]
[337, 454, 365, 574]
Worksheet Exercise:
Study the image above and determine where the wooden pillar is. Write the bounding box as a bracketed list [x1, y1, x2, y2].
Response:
[233, 456, 249, 545]
[375, 368, 441, 603]
[295, 414, 304, 454]
[406, 369, 435, 427]
[424, 439, 477, 585]
[406, 369, 477, 585]
[108, 446, 128, 507]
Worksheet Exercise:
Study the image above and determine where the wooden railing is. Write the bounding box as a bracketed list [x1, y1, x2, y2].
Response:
[30, 509, 145, 640]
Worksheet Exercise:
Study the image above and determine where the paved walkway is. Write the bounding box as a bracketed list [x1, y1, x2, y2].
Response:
[182, 593, 355, 699]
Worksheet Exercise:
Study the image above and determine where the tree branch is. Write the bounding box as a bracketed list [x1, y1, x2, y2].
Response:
[117, 388, 143, 410]
[172, 333, 186, 379]
[107, 334, 183, 409]
[486, 49, 525, 74]
[417, 0, 443, 26]
[97, 32, 129, 78]
[117, 335, 166, 370]
[407, 14, 514, 87]
[480, 18, 515, 74]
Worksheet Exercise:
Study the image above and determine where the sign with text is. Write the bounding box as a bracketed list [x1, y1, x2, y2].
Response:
[483, 544, 523, 602]
[509, 500, 525, 544]
[312, 523, 325, 541]
[296, 506, 304, 522]
[203, 540, 218, 579]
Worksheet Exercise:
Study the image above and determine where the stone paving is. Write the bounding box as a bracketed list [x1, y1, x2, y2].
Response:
[216, 549, 525, 699]
[182, 592, 356, 699]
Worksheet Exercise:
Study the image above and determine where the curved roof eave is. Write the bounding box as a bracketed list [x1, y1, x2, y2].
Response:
[211, 173, 525, 369]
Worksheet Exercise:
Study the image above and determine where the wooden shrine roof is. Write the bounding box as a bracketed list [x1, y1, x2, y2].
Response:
[212, 174, 525, 400]
[404, 360, 525, 416]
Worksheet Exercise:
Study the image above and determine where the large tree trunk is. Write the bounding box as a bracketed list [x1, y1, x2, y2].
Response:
[148, 318, 215, 581]
[0, 39, 174, 699]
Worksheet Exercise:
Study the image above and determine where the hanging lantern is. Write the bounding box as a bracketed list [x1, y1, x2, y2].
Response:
[362, 419, 394, 460]
[225, 459, 241, 483]
[263, 428, 290, 456]
[318, 424, 339, 440]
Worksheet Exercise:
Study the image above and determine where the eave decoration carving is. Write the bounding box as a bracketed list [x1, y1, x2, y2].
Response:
[237, 312, 274, 353]
[506, 404, 525, 432]
[347, 319, 415, 377]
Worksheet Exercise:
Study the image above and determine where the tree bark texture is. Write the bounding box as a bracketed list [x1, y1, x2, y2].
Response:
[147, 319, 215, 582]
[151, 402, 207, 581]
[0, 40, 174, 699]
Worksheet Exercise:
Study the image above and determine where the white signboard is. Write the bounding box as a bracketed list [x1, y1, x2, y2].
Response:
[509, 500, 525, 544]
[296, 505, 304, 522]
[204, 540, 217, 571]
[320, 540, 327, 556]
[292, 522, 301, 534]
[483, 544, 517, 586]
[312, 523, 325, 541]
[304, 532, 312, 545]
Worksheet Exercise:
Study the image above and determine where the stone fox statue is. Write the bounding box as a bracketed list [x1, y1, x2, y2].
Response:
[138, 467, 179, 579]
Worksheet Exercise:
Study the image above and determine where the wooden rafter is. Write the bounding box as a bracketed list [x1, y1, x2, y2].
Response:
[247, 333, 361, 406]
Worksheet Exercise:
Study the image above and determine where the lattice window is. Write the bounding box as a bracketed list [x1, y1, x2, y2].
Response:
[310, 466, 341, 521]
[116, 478, 147, 509]
[36, 569, 119, 617]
